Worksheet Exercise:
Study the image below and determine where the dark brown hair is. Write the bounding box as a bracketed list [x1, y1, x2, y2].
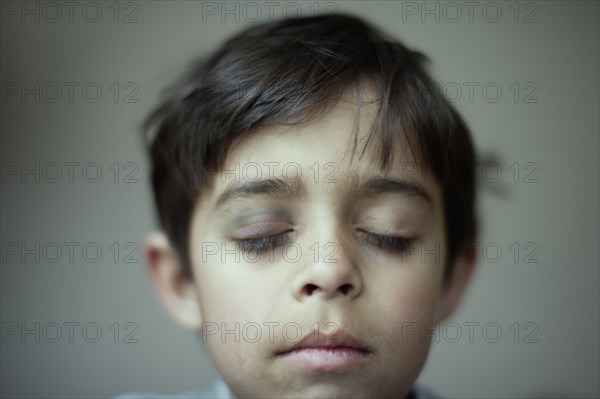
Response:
[145, 13, 478, 280]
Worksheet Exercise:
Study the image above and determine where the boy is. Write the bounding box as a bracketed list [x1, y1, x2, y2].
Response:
[117, 13, 478, 399]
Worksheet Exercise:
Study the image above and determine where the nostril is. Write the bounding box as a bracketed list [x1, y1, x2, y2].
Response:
[303, 283, 353, 296]
[306, 284, 318, 295]
[340, 284, 352, 295]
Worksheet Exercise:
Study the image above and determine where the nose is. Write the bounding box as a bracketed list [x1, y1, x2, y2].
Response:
[290, 236, 363, 301]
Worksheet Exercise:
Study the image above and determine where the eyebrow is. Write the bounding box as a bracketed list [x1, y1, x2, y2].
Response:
[360, 177, 432, 204]
[216, 178, 306, 207]
[216, 176, 432, 208]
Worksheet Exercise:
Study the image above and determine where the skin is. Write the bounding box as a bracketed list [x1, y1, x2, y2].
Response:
[146, 88, 475, 398]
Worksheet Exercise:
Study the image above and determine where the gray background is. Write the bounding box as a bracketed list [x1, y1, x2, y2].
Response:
[1, 1, 598, 398]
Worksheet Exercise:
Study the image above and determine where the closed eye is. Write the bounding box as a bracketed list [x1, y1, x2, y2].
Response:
[358, 231, 414, 254]
[234, 230, 414, 256]
[234, 231, 291, 255]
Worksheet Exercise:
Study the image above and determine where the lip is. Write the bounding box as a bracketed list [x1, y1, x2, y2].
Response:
[276, 329, 373, 370]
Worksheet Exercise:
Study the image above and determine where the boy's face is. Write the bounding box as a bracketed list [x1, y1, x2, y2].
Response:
[148, 89, 473, 398]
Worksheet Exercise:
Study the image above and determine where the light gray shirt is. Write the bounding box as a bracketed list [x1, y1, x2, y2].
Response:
[114, 379, 438, 399]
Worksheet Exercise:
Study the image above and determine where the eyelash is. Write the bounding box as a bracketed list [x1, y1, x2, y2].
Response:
[235, 231, 290, 255]
[234, 231, 414, 255]
[358, 231, 414, 254]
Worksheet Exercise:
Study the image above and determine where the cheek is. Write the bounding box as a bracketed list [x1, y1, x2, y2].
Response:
[395, 269, 440, 310]
[392, 274, 440, 342]
[195, 270, 256, 322]
[195, 276, 271, 384]
[193, 255, 278, 342]
[377, 263, 443, 340]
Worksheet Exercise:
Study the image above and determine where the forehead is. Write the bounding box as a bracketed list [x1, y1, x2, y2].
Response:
[199, 86, 442, 213]
[227, 87, 413, 172]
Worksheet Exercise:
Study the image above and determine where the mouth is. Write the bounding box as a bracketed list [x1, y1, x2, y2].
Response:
[275, 329, 373, 371]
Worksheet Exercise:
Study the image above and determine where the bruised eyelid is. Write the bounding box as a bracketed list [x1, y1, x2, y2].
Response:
[231, 208, 291, 224]
[233, 221, 293, 239]
[227, 208, 294, 236]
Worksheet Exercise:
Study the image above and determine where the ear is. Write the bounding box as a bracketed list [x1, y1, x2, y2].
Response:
[434, 243, 477, 323]
[145, 232, 203, 331]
